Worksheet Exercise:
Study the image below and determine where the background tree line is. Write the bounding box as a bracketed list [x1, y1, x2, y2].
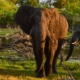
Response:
[0, 0, 80, 31]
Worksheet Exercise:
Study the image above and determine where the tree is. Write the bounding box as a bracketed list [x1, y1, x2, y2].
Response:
[53, 0, 67, 8]
[60, 0, 80, 31]
[0, 0, 17, 27]
[26, 0, 39, 7]
[6, 0, 20, 4]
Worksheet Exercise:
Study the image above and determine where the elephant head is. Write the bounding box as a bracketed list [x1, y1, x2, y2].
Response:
[66, 25, 80, 60]
[14, 5, 35, 34]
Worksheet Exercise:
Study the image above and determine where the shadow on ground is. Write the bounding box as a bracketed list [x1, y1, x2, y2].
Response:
[0, 68, 36, 77]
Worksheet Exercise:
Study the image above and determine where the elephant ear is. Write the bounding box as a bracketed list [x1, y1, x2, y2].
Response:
[14, 5, 35, 34]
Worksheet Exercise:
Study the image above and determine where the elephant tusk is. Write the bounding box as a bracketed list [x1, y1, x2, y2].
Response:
[50, 37, 54, 43]
[47, 29, 54, 43]
[71, 39, 79, 44]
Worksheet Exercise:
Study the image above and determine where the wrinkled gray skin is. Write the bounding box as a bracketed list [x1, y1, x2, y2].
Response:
[14, 5, 68, 78]
[66, 25, 80, 60]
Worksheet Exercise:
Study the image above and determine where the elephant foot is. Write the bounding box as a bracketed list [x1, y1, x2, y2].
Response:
[45, 71, 52, 76]
[36, 72, 46, 78]
[45, 72, 51, 77]
[45, 68, 52, 76]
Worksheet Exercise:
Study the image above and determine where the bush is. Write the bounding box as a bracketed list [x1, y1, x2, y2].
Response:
[0, 1, 18, 27]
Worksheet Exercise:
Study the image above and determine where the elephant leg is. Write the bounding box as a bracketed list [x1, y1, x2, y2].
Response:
[31, 38, 39, 73]
[36, 47, 45, 77]
[44, 38, 50, 76]
[45, 38, 58, 76]
[52, 39, 64, 74]
[32, 38, 45, 77]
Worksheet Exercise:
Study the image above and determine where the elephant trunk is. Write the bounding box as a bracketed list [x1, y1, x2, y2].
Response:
[65, 33, 79, 60]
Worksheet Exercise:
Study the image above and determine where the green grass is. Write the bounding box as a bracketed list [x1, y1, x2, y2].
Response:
[65, 46, 80, 57]
[0, 28, 21, 37]
[0, 28, 14, 36]
[0, 59, 80, 80]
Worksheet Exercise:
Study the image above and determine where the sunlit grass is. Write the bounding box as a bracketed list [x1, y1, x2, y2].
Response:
[0, 28, 21, 37]
[0, 59, 80, 80]
[0, 28, 14, 36]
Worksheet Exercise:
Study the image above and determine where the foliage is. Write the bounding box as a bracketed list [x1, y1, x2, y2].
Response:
[0, 0, 17, 27]
[6, 0, 20, 4]
[53, 0, 67, 9]
[26, 0, 39, 7]
[58, 0, 80, 31]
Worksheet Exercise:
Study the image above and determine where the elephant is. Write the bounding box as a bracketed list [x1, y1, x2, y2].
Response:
[14, 5, 68, 78]
[66, 25, 80, 60]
